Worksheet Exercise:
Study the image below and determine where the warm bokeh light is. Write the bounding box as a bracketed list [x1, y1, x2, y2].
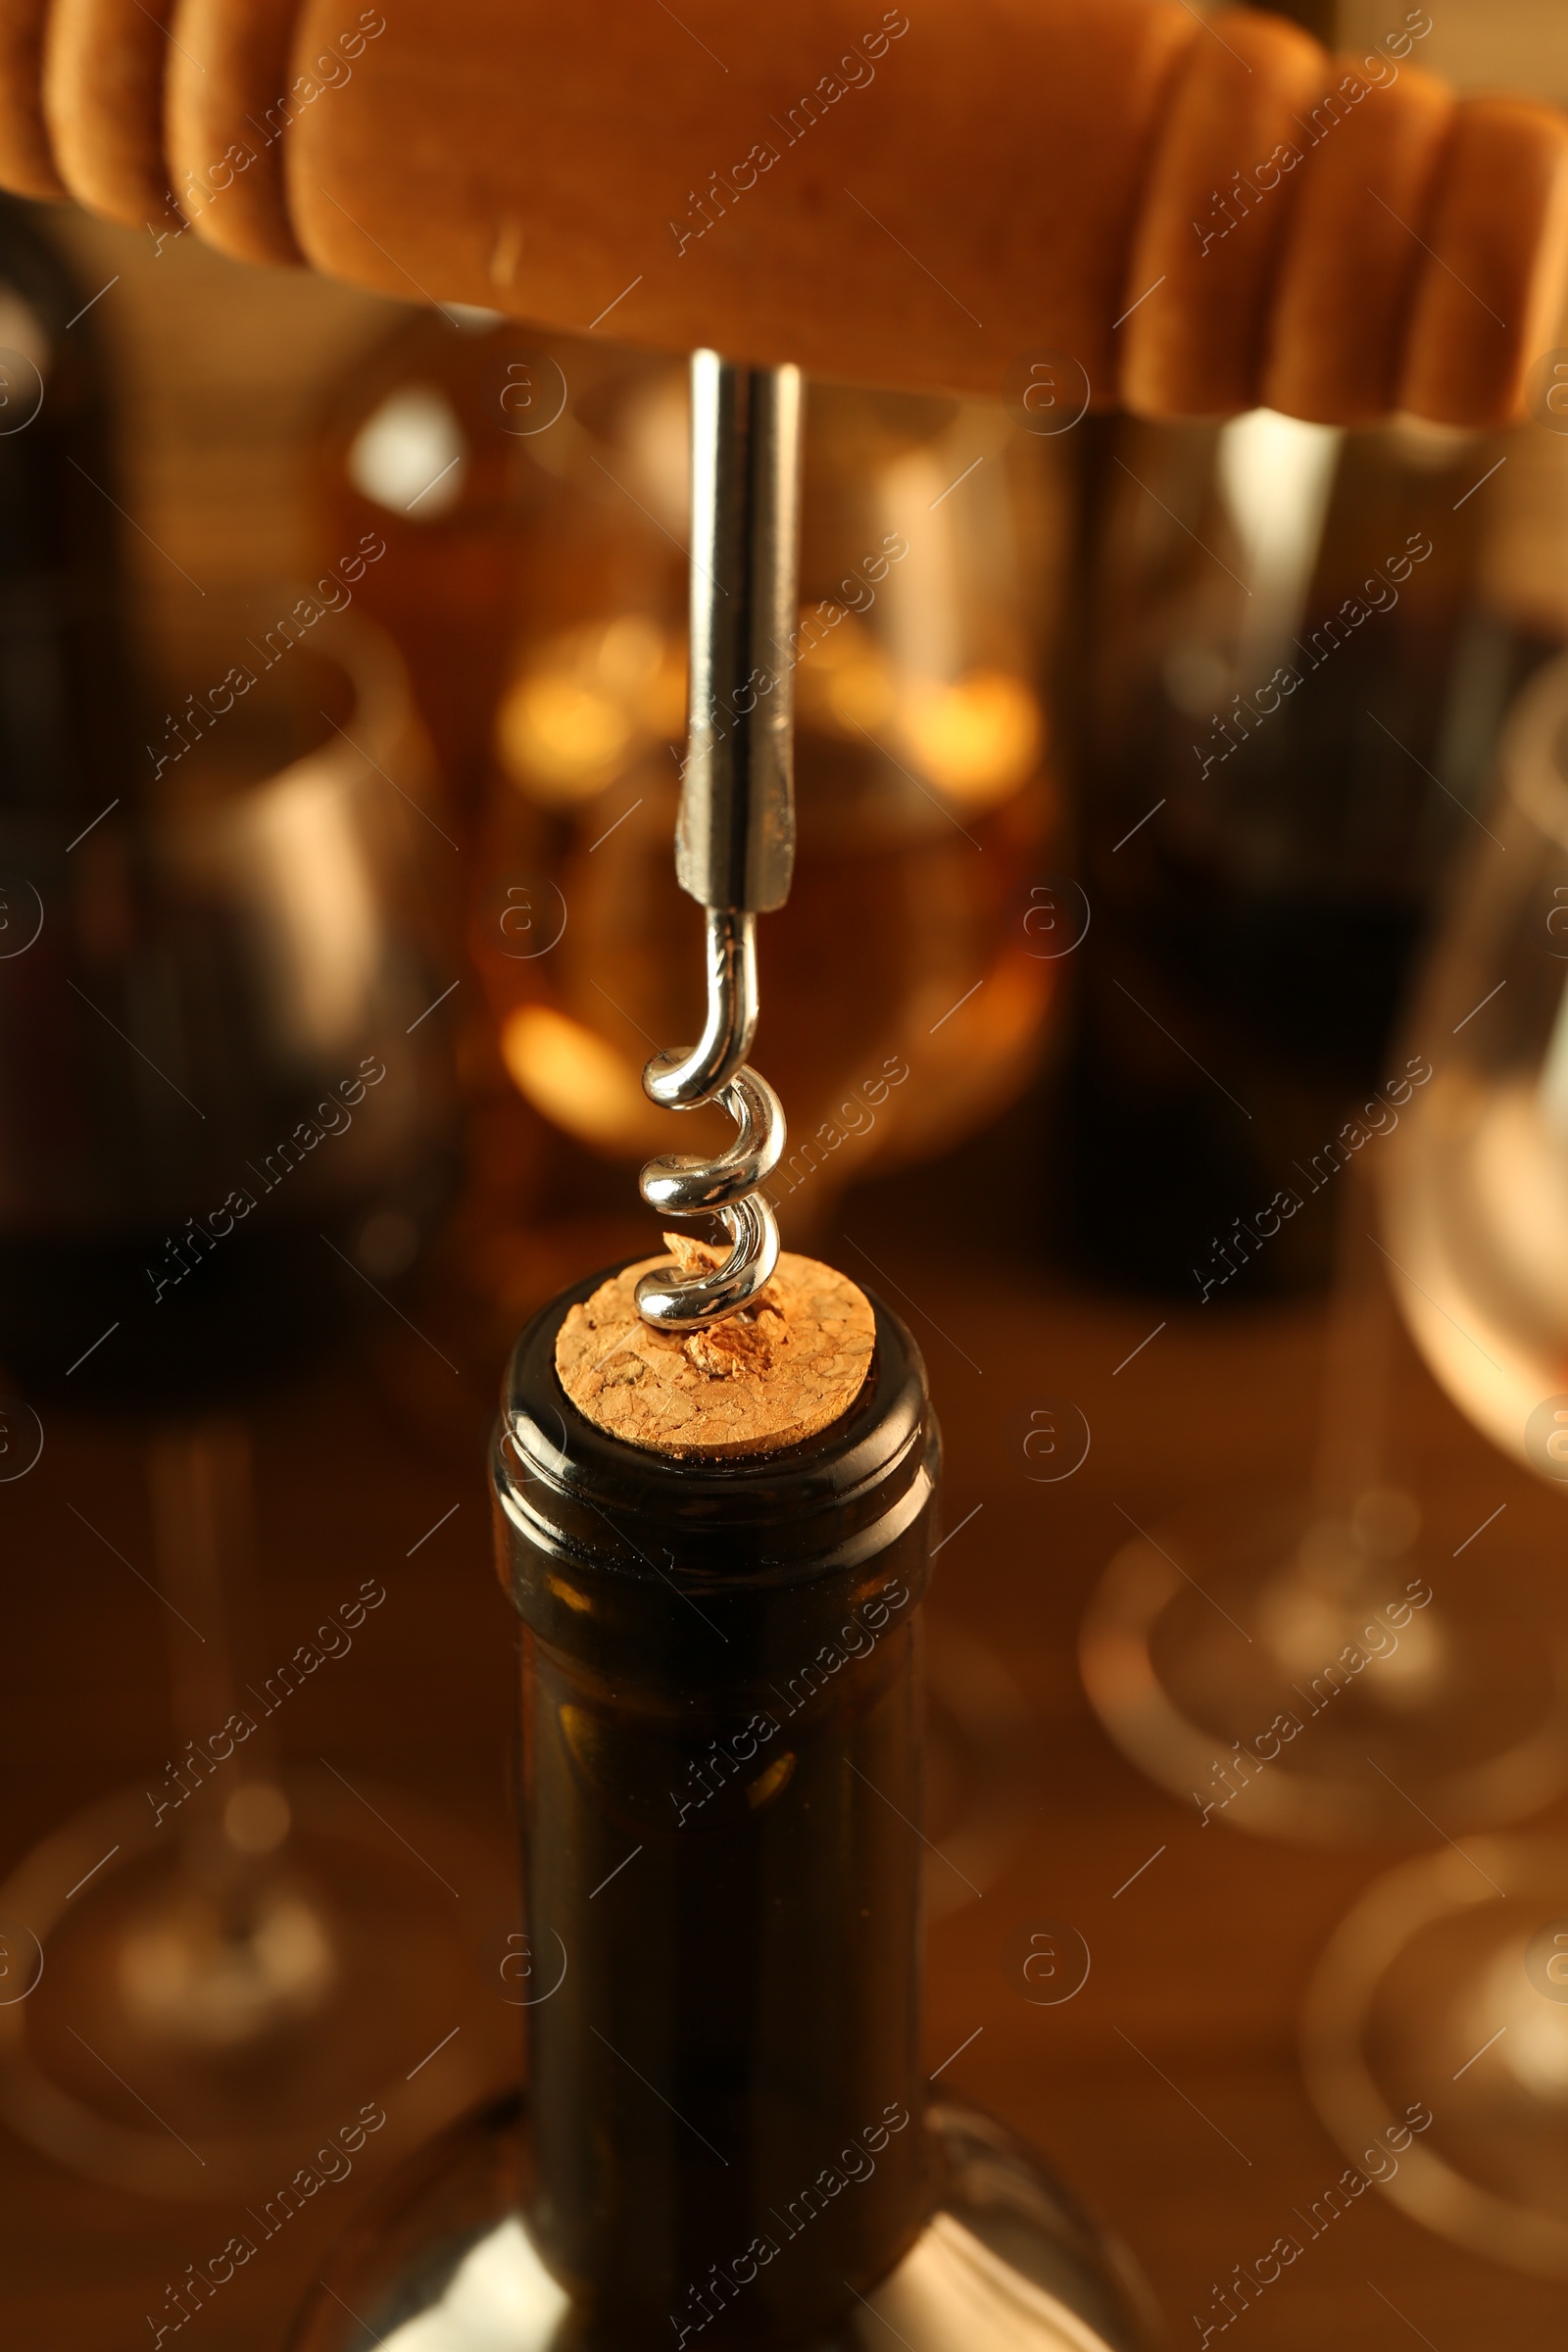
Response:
[346, 383, 468, 517]
[495, 617, 684, 807]
[498, 672, 634, 802]
[794, 610, 896, 733]
[496, 615, 1044, 826]
[901, 669, 1043, 809]
[499, 1003, 655, 1152]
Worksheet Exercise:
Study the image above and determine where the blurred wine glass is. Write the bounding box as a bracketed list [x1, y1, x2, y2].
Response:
[472, 363, 1067, 1240]
[1062, 399, 1558, 1292]
[1300, 650, 1568, 2276]
[1378, 654, 1568, 1460]
[0, 617, 513, 2195]
[1075, 405, 1568, 1844]
[1079, 1166, 1568, 1844]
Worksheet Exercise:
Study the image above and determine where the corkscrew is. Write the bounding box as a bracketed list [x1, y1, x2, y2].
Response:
[635, 354, 803, 1333]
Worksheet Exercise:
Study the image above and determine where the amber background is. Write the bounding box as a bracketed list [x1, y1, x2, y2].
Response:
[5, 18, 1568, 2335]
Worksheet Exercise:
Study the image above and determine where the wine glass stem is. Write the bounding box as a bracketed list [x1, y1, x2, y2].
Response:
[1311, 1169, 1394, 1524]
[148, 1416, 286, 1900]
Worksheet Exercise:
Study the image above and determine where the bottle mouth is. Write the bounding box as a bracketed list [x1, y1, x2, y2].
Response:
[493, 1259, 937, 1594]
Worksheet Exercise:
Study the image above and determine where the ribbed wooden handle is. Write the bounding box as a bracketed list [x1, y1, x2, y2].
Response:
[0, 0, 1563, 425]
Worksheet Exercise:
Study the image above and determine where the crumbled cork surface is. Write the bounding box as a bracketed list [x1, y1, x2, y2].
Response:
[554, 1237, 876, 1458]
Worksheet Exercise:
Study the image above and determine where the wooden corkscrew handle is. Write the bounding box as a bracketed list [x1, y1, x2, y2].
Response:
[0, 0, 1563, 426]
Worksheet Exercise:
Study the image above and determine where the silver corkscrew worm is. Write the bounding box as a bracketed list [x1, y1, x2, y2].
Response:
[635, 353, 803, 1334]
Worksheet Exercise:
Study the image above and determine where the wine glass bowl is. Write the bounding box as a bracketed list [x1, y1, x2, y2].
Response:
[1379, 651, 1568, 1467]
[471, 369, 1067, 1236]
[1065, 408, 1512, 1296]
[0, 614, 459, 1408]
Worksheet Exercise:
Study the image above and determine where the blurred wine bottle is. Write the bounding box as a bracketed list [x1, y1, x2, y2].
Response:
[0, 206, 461, 1408]
[0, 193, 137, 814]
[1054, 394, 1560, 1300]
[313, 303, 582, 843]
[1051, 0, 1568, 1302]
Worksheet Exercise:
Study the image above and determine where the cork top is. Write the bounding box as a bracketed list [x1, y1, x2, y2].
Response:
[554, 1239, 876, 1458]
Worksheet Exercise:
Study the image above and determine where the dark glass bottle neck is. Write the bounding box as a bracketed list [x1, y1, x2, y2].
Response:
[0, 195, 137, 818]
[492, 1270, 939, 2346]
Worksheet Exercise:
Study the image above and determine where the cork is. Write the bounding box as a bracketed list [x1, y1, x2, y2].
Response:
[554, 1238, 875, 1459]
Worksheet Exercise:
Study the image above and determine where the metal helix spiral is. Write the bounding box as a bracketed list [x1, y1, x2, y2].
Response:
[635, 350, 802, 1335]
[634, 909, 785, 1331]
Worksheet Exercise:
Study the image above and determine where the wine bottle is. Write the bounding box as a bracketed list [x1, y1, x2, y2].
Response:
[289, 1264, 1153, 2350]
[1054, 397, 1551, 1302]
[0, 192, 137, 817]
[1043, 0, 1568, 1303]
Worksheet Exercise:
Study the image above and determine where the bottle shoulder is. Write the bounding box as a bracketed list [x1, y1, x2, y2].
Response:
[288, 2091, 1155, 2352]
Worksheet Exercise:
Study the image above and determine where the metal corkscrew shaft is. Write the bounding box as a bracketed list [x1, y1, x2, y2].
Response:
[635, 353, 803, 1333]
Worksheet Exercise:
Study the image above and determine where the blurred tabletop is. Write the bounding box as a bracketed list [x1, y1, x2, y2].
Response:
[2, 1212, 1565, 2351]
